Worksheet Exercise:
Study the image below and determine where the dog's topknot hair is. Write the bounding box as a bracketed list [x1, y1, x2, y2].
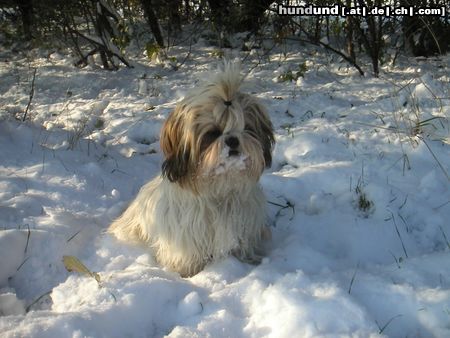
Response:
[182, 60, 244, 109]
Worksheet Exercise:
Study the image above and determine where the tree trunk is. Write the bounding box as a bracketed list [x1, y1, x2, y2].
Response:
[314, 16, 322, 43]
[206, 0, 232, 47]
[344, 0, 355, 62]
[167, 0, 182, 45]
[18, 0, 33, 40]
[356, 0, 383, 76]
[207, 0, 231, 31]
[237, 0, 272, 34]
[140, 0, 165, 48]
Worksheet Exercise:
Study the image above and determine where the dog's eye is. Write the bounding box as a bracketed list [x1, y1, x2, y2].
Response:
[205, 128, 222, 140]
[244, 124, 256, 135]
[201, 128, 222, 150]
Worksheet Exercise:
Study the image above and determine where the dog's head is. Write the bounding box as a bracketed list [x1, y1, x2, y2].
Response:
[160, 62, 274, 193]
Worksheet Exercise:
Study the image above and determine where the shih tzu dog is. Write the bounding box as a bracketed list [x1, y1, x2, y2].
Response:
[109, 61, 274, 277]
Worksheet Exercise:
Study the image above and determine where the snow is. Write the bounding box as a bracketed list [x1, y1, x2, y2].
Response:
[1, 41, 450, 337]
[211, 147, 248, 176]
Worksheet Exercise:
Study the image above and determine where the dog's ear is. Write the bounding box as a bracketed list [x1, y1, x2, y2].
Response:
[161, 150, 191, 183]
[160, 110, 183, 158]
[262, 130, 274, 168]
[252, 102, 275, 168]
[160, 109, 191, 183]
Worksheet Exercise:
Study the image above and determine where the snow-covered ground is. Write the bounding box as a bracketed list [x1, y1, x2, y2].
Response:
[1, 42, 449, 337]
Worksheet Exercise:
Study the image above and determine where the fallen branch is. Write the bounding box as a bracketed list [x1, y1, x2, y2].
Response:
[74, 48, 99, 68]
[72, 30, 132, 69]
[285, 35, 365, 77]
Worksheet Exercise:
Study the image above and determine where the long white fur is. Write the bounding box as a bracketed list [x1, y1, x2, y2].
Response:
[109, 62, 271, 277]
[110, 174, 266, 277]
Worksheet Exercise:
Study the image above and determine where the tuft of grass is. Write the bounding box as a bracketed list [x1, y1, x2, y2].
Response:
[356, 188, 374, 214]
[280, 122, 295, 138]
[412, 116, 446, 137]
[353, 167, 375, 217]
[278, 62, 307, 82]
[209, 49, 225, 58]
[145, 42, 161, 61]
[67, 116, 89, 150]
[385, 76, 450, 181]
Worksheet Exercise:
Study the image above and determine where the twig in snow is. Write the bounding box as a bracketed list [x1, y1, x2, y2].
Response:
[268, 198, 295, 220]
[67, 230, 82, 243]
[418, 136, 450, 182]
[22, 68, 37, 122]
[348, 263, 359, 294]
[26, 290, 52, 313]
[177, 38, 193, 69]
[16, 257, 30, 272]
[376, 314, 403, 335]
[24, 224, 31, 254]
[388, 211, 408, 259]
[439, 226, 450, 250]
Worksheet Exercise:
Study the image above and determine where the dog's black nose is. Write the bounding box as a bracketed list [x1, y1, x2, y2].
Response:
[225, 136, 239, 149]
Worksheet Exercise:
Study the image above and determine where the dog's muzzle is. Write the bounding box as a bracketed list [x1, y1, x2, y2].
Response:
[225, 136, 240, 156]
